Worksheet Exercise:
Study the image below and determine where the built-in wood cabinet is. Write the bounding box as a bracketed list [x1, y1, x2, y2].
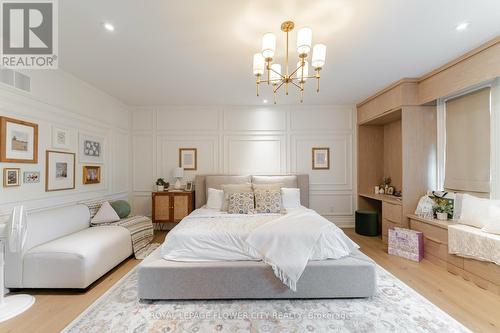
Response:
[152, 191, 194, 223]
[409, 215, 500, 296]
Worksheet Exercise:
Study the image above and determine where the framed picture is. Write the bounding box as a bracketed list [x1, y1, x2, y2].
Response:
[312, 147, 330, 170]
[52, 126, 71, 150]
[23, 171, 40, 184]
[0, 116, 38, 163]
[79, 132, 104, 164]
[3, 168, 20, 187]
[82, 165, 101, 184]
[179, 148, 197, 170]
[185, 181, 194, 192]
[46, 150, 75, 192]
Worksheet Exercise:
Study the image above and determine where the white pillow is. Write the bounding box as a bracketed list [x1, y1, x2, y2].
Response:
[206, 188, 224, 210]
[91, 201, 120, 224]
[281, 188, 301, 209]
[458, 194, 500, 228]
[482, 206, 500, 235]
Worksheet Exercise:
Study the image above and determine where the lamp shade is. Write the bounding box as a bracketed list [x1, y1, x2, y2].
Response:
[296, 61, 309, 82]
[261, 32, 276, 59]
[270, 63, 282, 83]
[253, 53, 265, 76]
[312, 44, 326, 68]
[296, 27, 312, 55]
[173, 167, 184, 178]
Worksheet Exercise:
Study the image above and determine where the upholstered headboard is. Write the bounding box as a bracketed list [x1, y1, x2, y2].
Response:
[194, 174, 309, 209]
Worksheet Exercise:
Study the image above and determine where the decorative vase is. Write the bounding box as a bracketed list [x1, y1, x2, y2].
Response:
[436, 212, 448, 221]
[157, 185, 164, 192]
[374, 186, 379, 194]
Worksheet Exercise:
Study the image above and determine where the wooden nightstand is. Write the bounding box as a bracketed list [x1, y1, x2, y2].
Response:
[152, 191, 194, 224]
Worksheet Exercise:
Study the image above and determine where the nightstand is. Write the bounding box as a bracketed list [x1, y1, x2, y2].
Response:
[152, 190, 194, 224]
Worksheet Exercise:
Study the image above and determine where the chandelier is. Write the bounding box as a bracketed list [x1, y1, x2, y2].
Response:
[252, 20, 327, 104]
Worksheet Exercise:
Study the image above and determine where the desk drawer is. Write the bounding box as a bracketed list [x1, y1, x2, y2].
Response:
[382, 202, 402, 224]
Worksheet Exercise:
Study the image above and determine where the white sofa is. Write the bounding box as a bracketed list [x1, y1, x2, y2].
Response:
[4, 204, 133, 289]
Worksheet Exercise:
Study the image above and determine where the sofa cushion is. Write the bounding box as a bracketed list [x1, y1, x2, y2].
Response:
[22, 226, 132, 288]
[92, 201, 120, 224]
[110, 200, 131, 218]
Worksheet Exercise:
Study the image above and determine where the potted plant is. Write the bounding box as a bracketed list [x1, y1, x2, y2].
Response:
[433, 199, 453, 220]
[156, 178, 166, 192]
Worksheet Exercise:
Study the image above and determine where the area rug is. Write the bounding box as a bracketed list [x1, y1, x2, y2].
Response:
[62, 265, 470, 333]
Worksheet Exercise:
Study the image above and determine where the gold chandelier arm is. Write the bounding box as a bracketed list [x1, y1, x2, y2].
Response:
[273, 81, 285, 93]
[269, 67, 285, 80]
[290, 81, 303, 91]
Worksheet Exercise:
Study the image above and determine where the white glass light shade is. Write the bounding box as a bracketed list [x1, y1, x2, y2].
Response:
[173, 167, 184, 179]
[270, 64, 282, 84]
[296, 61, 309, 82]
[253, 53, 265, 76]
[312, 44, 326, 68]
[296, 27, 312, 55]
[261, 33, 276, 59]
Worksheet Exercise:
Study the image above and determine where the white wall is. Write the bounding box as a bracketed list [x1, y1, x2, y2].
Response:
[131, 105, 357, 227]
[0, 69, 130, 222]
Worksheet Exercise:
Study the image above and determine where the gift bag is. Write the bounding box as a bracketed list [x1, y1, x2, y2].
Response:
[388, 227, 423, 262]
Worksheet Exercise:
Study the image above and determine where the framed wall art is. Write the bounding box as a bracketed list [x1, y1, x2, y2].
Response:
[179, 148, 197, 170]
[312, 147, 330, 170]
[23, 171, 40, 184]
[79, 132, 104, 164]
[0, 116, 38, 163]
[45, 150, 75, 192]
[52, 126, 71, 150]
[3, 168, 20, 187]
[82, 165, 101, 184]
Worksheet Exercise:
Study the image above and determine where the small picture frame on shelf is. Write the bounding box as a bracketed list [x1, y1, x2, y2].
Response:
[185, 181, 193, 192]
[387, 186, 394, 195]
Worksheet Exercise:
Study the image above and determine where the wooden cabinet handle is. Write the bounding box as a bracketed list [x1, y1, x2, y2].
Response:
[425, 235, 444, 245]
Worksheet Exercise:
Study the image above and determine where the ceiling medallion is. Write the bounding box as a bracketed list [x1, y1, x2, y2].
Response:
[252, 20, 326, 104]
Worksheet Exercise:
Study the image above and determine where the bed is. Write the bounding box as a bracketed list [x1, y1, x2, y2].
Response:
[138, 175, 376, 300]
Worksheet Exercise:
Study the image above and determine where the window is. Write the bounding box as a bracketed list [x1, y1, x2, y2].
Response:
[443, 88, 491, 195]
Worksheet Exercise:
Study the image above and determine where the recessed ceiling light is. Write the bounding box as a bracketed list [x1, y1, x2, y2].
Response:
[455, 22, 469, 31]
[263, 99, 268, 104]
[103, 22, 115, 32]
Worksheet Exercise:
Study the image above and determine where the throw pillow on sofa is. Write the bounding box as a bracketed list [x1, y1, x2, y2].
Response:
[110, 200, 131, 218]
[92, 201, 120, 224]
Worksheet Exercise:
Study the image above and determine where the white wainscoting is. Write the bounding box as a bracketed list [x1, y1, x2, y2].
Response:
[0, 71, 130, 223]
[131, 105, 356, 227]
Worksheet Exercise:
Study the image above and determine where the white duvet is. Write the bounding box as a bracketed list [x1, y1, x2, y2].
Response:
[161, 207, 359, 290]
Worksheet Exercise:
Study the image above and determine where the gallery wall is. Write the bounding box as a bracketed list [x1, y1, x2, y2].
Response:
[130, 105, 357, 227]
[0, 69, 130, 223]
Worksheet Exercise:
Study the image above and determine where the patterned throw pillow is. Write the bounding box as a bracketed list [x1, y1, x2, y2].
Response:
[255, 189, 282, 214]
[81, 199, 105, 218]
[227, 192, 255, 214]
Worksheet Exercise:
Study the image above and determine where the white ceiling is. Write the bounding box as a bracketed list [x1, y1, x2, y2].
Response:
[59, 0, 500, 106]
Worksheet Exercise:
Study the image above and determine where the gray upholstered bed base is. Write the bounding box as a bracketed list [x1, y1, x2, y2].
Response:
[138, 248, 377, 300]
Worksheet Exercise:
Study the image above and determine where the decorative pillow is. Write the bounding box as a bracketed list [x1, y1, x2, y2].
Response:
[458, 194, 500, 228]
[110, 200, 131, 218]
[255, 189, 282, 214]
[281, 188, 301, 209]
[221, 183, 253, 211]
[91, 201, 120, 224]
[206, 188, 224, 210]
[227, 192, 255, 214]
[82, 199, 105, 218]
[482, 206, 500, 235]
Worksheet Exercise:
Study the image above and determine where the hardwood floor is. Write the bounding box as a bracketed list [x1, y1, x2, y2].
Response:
[1, 229, 499, 333]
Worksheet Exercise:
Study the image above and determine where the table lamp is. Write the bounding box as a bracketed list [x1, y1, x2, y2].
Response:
[173, 167, 184, 190]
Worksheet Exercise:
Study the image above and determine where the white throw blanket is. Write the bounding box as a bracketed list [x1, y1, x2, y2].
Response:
[243, 208, 357, 291]
[161, 207, 359, 290]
